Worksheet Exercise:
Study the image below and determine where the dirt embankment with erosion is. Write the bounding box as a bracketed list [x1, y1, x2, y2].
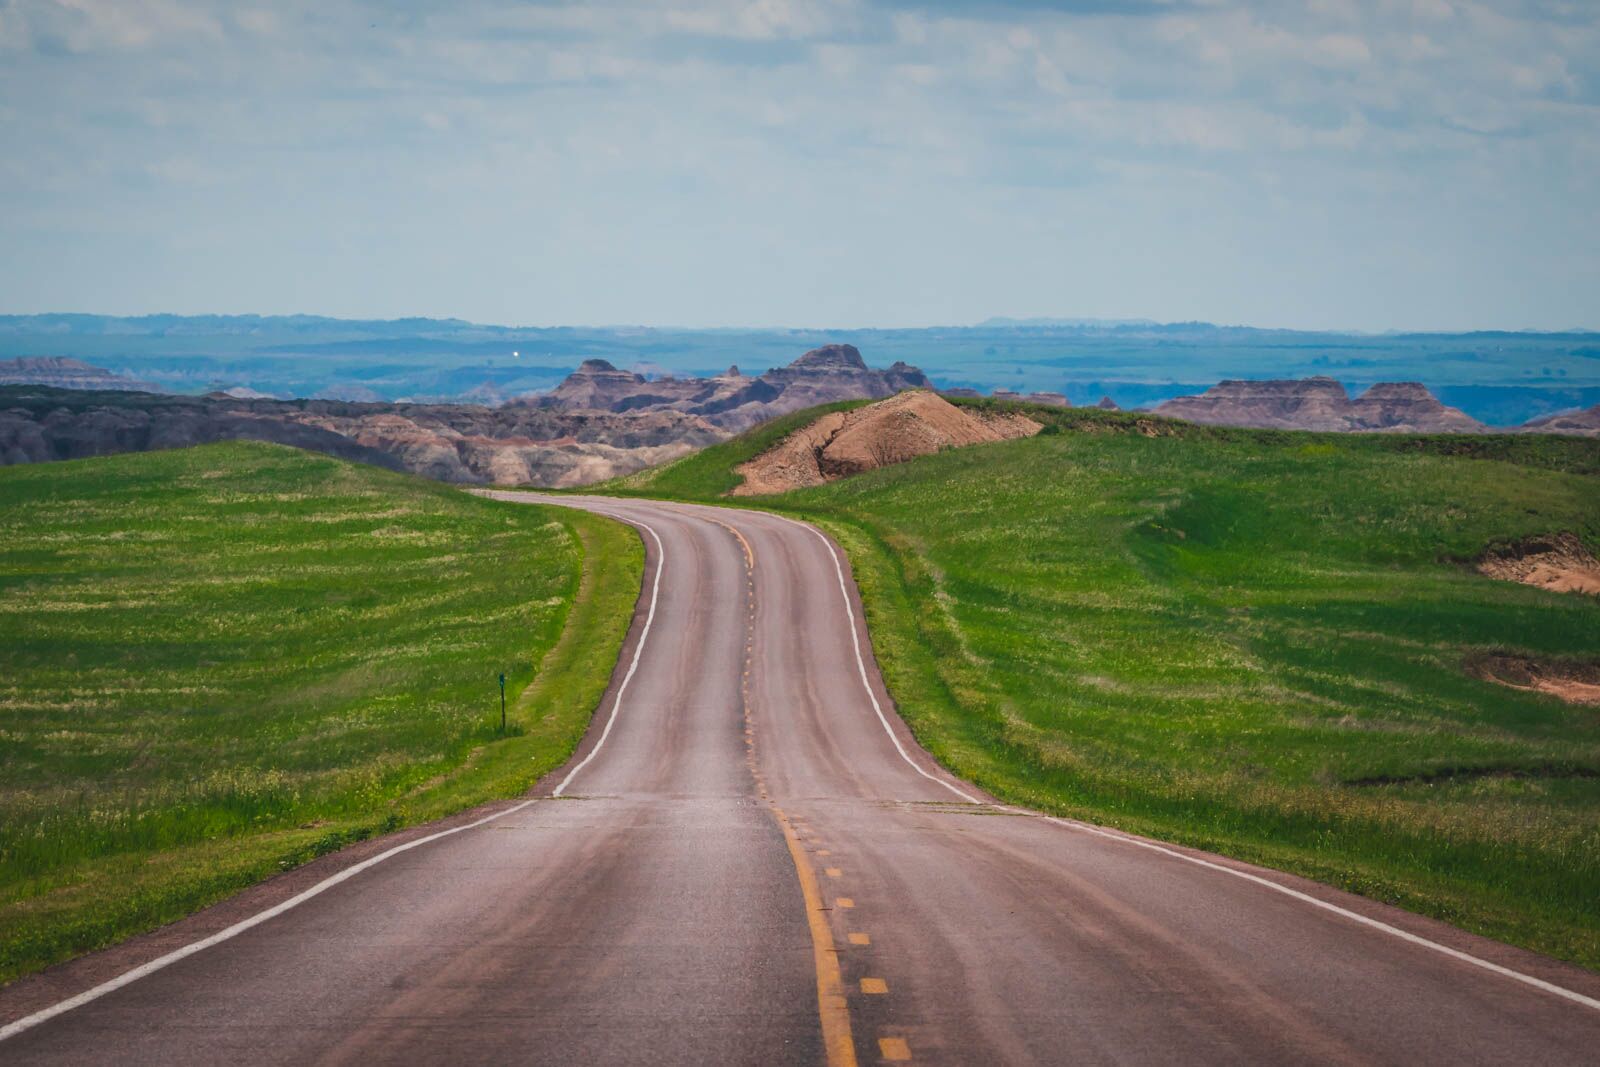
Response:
[733, 389, 1042, 495]
[1476, 532, 1600, 596]
[1469, 533, 1600, 706]
[1467, 653, 1600, 707]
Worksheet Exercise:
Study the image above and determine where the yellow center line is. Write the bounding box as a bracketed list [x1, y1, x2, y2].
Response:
[836, 897, 855, 909]
[879, 1036, 912, 1061]
[772, 808, 858, 1067]
[825, 867, 842, 878]
[705, 515, 756, 571]
[860, 978, 889, 995]
[848, 932, 870, 946]
[711, 510, 858, 1067]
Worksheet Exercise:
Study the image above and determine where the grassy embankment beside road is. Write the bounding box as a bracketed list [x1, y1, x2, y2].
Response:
[617, 405, 1600, 969]
[0, 442, 640, 984]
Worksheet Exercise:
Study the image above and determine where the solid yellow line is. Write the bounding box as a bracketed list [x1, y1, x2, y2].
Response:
[705, 515, 756, 571]
[773, 809, 858, 1067]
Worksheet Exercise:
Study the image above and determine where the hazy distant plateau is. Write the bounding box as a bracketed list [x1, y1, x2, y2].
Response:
[1, 314, 1596, 425]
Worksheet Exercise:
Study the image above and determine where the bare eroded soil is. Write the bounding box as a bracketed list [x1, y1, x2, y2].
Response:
[1466, 652, 1600, 706]
[1476, 532, 1600, 596]
[733, 390, 1041, 495]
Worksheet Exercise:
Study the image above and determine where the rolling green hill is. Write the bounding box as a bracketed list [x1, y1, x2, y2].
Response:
[0, 443, 639, 982]
[619, 403, 1600, 968]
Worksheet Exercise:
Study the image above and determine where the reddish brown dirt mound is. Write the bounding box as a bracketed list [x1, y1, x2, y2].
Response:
[1476, 533, 1600, 596]
[733, 390, 1041, 495]
[1466, 653, 1600, 706]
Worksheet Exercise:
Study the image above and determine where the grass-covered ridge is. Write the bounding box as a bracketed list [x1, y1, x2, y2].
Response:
[0, 442, 640, 982]
[619, 402, 1600, 968]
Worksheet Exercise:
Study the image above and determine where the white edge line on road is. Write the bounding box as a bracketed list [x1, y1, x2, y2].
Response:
[0, 797, 539, 1044]
[1016, 807, 1600, 1013]
[0, 506, 667, 1045]
[762, 507, 1600, 1015]
[771, 512, 979, 805]
[552, 515, 664, 797]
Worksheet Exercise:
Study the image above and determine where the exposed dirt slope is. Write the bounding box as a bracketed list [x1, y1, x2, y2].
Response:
[733, 389, 1041, 495]
[1476, 533, 1600, 596]
[1467, 653, 1600, 706]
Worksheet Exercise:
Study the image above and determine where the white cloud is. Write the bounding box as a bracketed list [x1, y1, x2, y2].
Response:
[232, 9, 277, 36]
[0, 0, 1594, 328]
[662, 0, 856, 41]
[30, 0, 222, 51]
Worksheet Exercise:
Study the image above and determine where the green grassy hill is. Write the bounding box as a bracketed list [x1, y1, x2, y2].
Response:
[621, 403, 1600, 968]
[0, 443, 639, 982]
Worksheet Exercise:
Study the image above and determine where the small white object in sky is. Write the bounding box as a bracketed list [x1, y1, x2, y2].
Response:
[513, 350, 520, 357]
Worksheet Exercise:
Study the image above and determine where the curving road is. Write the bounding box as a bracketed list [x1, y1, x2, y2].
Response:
[3, 494, 1599, 1064]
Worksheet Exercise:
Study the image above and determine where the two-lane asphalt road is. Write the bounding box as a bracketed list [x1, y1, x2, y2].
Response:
[3, 494, 1598, 1064]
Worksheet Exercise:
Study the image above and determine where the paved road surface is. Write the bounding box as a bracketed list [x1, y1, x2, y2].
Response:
[3, 494, 1599, 1064]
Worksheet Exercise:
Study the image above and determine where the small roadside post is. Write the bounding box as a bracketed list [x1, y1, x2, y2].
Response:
[498, 672, 507, 734]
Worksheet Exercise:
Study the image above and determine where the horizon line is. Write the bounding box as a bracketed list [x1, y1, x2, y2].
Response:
[0, 310, 1595, 337]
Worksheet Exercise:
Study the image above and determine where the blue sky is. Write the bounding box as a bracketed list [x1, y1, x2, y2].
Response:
[1, 0, 1595, 330]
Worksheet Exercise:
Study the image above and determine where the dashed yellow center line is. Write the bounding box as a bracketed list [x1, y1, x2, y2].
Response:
[835, 898, 855, 909]
[848, 932, 871, 946]
[825, 867, 842, 878]
[879, 1037, 912, 1061]
[860, 978, 889, 994]
[770, 794, 856, 1066]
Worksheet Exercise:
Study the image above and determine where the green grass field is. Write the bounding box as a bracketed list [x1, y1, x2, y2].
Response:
[0, 443, 640, 983]
[621, 406, 1600, 968]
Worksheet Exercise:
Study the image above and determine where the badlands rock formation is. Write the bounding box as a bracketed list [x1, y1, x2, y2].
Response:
[1520, 405, 1600, 438]
[0, 345, 935, 486]
[1344, 382, 1487, 432]
[0, 388, 721, 486]
[0, 357, 155, 393]
[541, 345, 930, 432]
[733, 390, 1041, 495]
[8, 349, 1592, 487]
[1153, 377, 1485, 433]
